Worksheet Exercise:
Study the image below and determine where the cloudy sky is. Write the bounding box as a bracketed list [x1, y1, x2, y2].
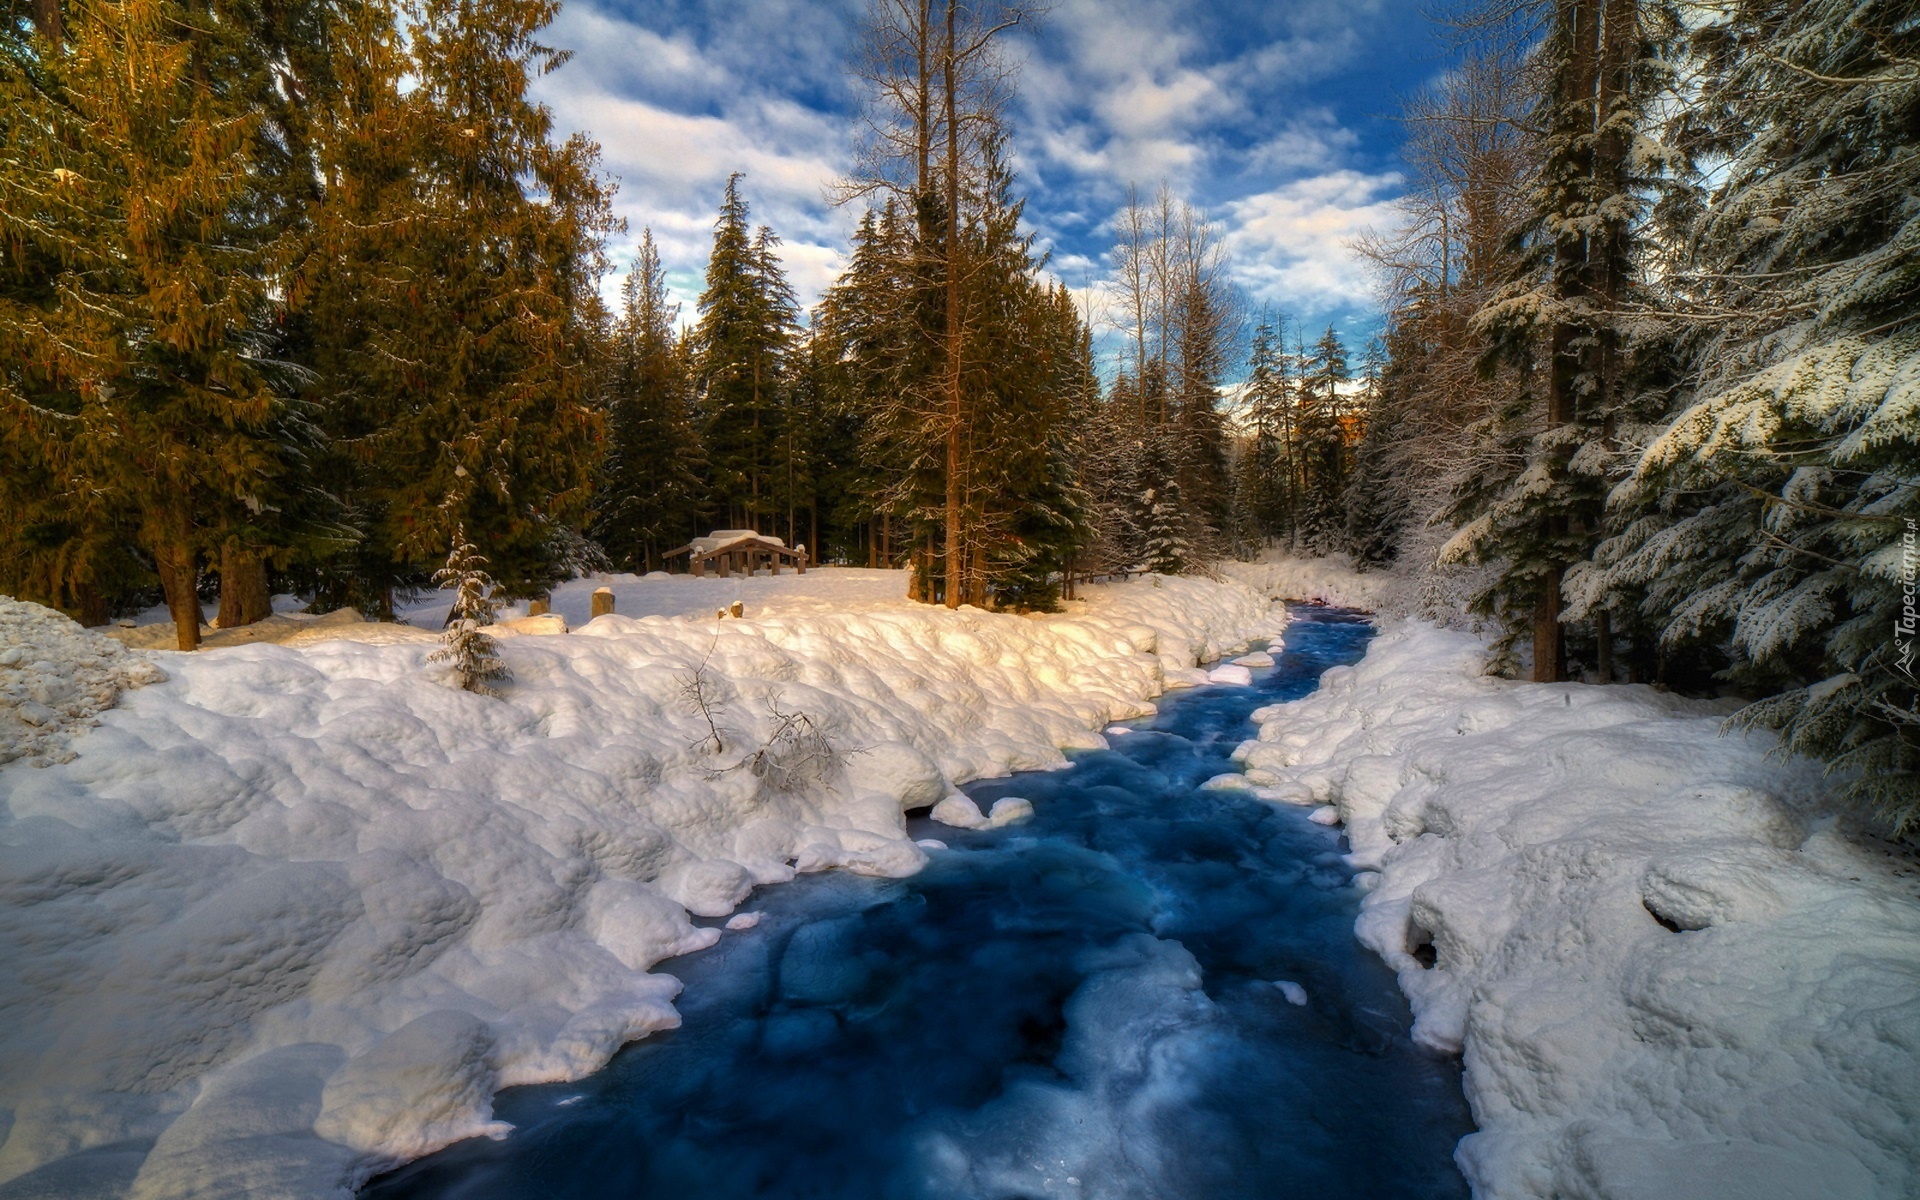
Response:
[532, 0, 1445, 373]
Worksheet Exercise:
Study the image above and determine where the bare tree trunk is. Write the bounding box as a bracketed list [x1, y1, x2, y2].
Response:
[941, 0, 964, 610]
[1532, 576, 1564, 684]
[1595, 608, 1614, 683]
[75, 582, 109, 628]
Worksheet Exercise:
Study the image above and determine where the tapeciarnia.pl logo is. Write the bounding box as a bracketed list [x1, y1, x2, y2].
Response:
[1899, 517, 1918, 683]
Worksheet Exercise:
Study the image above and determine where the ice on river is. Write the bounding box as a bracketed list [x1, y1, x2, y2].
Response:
[0, 569, 1284, 1197]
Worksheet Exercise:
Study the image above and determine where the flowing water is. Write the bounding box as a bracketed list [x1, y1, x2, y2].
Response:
[364, 606, 1472, 1200]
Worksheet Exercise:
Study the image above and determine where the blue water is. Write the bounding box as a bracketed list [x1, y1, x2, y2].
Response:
[363, 607, 1472, 1200]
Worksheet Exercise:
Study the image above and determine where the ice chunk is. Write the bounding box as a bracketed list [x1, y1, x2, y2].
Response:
[1273, 981, 1309, 1006]
[1232, 651, 1275, 667]
[1206, 664, 1254, 686]
[1309, 805, 1342, 826]
[724, 912, 762, 931]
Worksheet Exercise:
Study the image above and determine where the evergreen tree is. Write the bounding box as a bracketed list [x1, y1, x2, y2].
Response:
[429, 525, 509, 695]
[1342, 340, 1403, 568]
[300, 0, 615, 607]
[595, 231, 703, 571]
[1241, 317, 1297, 545]
[1579, 0, 1920, 824]
[1448, 0, 1676, 680]
[0, 0, 300, 648]
[691, 175, 799, 532]
[1297, 325, 1351, 552]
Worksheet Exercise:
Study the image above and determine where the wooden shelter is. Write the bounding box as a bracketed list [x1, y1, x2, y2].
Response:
[664, 530, 808, 577]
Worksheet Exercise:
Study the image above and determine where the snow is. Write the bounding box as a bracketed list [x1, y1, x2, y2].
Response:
[0, 598, 167, 767]
[1206, 664, 1254, 686]
[0, 568, 1282, 1197]
[1236, 621, 1920, 1200]
[1220, 552, 1400, 613]
[1272, 981, 1309, 1006]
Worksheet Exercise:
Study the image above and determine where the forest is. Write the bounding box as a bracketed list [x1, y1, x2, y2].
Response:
[1, 0, 1914, 824]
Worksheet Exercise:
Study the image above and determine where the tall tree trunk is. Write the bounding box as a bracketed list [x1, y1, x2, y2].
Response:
[74, 581, 109, 628]
[1534, 0, 1601, 684]
[29, 0, 61, 44]
[1595, 608, 1615, 683]
[217, 543, 272, 628]
[1532, 574, 1564, 684]
[941, 0, 964, 610]
[153, 539, 202, 652]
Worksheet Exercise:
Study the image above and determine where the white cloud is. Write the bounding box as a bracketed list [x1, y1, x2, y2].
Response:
[1222, 169, 1403, 315]
[530, 0, 856, 311]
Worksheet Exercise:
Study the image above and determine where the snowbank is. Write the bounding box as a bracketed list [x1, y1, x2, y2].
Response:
[0, 570, 1282, 1197]
[1237, 623, 1920, 1200]
[1220, 552, 1400, 613]
[0, 598, 166, 767]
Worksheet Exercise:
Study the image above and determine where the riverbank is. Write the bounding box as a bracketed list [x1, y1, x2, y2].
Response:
[0, 570, 1283, 1198]
[365, 606, 1473, 1200]
[1238, 622, 1920, 1200]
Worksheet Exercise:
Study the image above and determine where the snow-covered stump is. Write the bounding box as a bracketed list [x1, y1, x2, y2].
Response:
[590, 588, 615, 619]
[528, 597, 549, 617]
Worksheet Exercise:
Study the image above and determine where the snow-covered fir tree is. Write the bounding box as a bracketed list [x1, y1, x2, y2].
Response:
[1571, 0, 1919, 824]
[430, 528, 510, 696]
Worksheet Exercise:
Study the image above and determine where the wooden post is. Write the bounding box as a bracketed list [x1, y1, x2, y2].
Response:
[730, 600, 744, 619]
[591, 588, 614, 619]
[797, 546, 808, 575]
[692, 556, 706, 578]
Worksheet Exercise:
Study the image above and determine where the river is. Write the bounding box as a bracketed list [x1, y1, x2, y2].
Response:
[364, 604, 1471, 1199]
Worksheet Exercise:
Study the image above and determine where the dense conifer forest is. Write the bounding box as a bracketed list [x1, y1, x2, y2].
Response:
[1, 0, 1914, 823]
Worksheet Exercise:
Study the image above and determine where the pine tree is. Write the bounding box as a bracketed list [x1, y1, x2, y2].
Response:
[1580, 0, 1920, 824]
[0, 0, 299, 649]
[1297, 326, 1352, 552]
[300, 0, 615, 607]
[1342, 340, 1403, 568]
[691, 175, 799, 532]
[430, 526, 510, 695]
[1241, 317, 1297, 545]
[595, 231, 703, 571]
[1450, 0, 1676, 680]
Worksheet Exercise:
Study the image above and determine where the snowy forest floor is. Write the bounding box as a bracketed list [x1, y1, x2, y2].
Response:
[1, 557, 1915, 1200]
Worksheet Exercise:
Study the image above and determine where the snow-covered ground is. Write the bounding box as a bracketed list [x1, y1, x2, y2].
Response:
[1237, 623, 1920, 1200]
[0, 569, 1283, 1198]
[1220, 552, 1403, 615]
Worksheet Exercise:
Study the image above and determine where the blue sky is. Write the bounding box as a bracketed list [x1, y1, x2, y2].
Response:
[531, 0, 1447, 373]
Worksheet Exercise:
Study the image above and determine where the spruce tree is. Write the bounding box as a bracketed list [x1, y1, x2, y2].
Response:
[430, 526, 510, 695]
[1450, 0, 1676, 680]
[1297, 326, 1351, 552]
[1585, 0, 1920, 824]
[300, 0, 615, 606]
[691, 175, 799, 533]
[0, 0, 296, 649]
[595, 231, 703, 572]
